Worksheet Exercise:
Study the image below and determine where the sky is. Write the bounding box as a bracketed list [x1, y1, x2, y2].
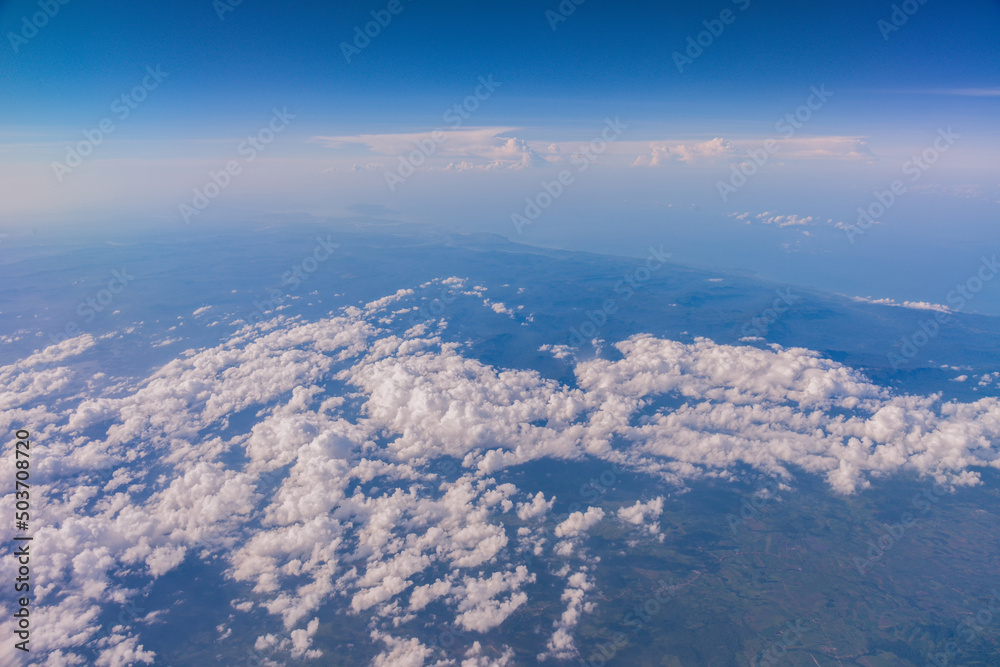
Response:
[2, 0, 999, 309]
[4, 4, 1000, 662]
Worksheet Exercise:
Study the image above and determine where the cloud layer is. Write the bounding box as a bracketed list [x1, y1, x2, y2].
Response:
[3, 282, 1000, 664]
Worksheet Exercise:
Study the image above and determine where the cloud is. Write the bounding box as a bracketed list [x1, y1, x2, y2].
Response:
[731, 211, 824, 227]
[850, 296, 951, 313]
[310, 127, 545, 171]
[452, 566, 536, 633]
[631, 135, 872, 167]
[484, 299, 517, 317]
[6, 283, 1000, 663]
[617, 497, 664, 539]
[462, 640, 515, 666]
[554, 507, 605, 538]
[516, 492, 554, 521]
[538, 570, 595, 661]
[371, 632, 433, 666]
[633, 137, 734, 166]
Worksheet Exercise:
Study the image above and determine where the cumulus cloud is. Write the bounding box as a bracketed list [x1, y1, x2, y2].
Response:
[516, 492, 554, 521]
[452, 566, 536, 633]
[6, 282, 1000, 663]
[370, 632, 433, 666]
[554, 507, 605, 538]
[633, 137, 734, 166]
[731, 211, 829, 227]
[538, 570, 595, 660]
[617, 497, 665, 539]
[483, 299, 516, 318]
[462, 640, 515, 666]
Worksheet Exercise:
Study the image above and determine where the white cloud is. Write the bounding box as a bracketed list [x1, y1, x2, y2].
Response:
[850, 296, 951, 313]
[516, 492, 554, 521]
[370, 632, 433, 667]
[311, 127, 545, 171]
[631, 136, 871, 168]
[731, 211, 822, 227]
[617, 497, 664, 539]
[633, 137, 734, 166]
[484, 299, 516, 317]
[462, 640, 515, 666]
[554, 507, 605, 538]
[538, 570, 595, 660]
[452, 566, 535, 632]
[8, 283, 1000, 663]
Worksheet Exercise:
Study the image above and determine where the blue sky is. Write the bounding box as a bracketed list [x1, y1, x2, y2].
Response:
[2, 0, 999, 311]
[3, 0, 998, 129]
[0, 0, 1000, 130]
